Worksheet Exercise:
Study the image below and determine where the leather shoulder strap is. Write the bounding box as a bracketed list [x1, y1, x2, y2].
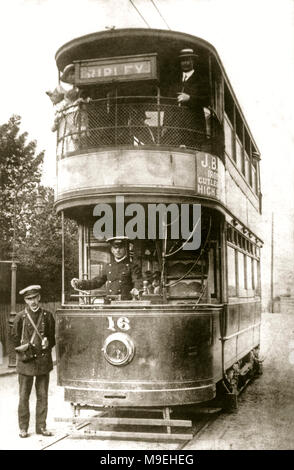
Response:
[25, 309, 43, 343]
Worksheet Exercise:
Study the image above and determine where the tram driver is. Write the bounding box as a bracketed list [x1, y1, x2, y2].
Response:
[71, 237, 142, 300]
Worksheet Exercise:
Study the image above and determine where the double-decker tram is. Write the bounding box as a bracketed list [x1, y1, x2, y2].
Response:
[53, 28, 263, 436]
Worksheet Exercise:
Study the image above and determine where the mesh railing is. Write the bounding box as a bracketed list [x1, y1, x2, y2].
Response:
[56, 96, 224, 158]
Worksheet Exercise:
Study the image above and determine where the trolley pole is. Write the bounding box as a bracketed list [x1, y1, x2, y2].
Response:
[8, 259, 18, 367]
[7, 191, 20, 367]
[0, 260, 18, 366]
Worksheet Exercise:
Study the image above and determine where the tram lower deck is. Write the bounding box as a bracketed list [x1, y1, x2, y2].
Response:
[56, 301, 261, 407]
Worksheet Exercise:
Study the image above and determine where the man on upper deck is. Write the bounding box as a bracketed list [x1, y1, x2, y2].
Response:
[71, 237, 142, 300]
[164, 48, 209, 148]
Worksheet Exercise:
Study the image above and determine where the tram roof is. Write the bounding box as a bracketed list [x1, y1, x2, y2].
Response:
[55, 28, 260, 154]
[55, 28, 218, 70]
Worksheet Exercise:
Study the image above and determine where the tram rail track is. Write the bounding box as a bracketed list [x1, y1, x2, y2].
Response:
[177, 410, 222, 450]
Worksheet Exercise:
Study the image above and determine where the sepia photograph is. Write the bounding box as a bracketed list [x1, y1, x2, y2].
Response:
[0, 0, 293, 455]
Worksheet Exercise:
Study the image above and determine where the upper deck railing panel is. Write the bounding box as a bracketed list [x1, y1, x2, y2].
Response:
[55, 96, 224, 159]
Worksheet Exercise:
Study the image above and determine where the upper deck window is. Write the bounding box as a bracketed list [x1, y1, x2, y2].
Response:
[210, 59, 223, 122]
[235, 136, 243, 174]
[224, 83, 260, 196]
[224, 115, 235, 161]
[244, 151, 251, 183]
[251, 163, 257, 193]
[224, 83, 234, 124]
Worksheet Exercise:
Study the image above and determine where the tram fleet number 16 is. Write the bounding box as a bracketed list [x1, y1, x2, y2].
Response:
[107, 316, 130, 331]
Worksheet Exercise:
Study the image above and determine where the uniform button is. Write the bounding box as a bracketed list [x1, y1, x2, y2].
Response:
[109, 271, 111, 274]
[109, 289, 112, 292]
[118, 290, 121, 293]
[109, 280, 112, 283]
[119, 280, 122, 283]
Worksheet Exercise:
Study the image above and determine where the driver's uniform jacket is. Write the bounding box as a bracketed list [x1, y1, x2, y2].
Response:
[76, 257, 142, 300]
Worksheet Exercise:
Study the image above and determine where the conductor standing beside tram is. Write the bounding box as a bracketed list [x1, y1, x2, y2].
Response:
[12, 285, 55, 438]
[71, 237, 142, 300]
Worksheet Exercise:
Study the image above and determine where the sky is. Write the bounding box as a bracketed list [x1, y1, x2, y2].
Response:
[1, 0, 294, 301]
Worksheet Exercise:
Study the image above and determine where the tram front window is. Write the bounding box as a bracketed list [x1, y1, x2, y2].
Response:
[70, 228, 219, 305]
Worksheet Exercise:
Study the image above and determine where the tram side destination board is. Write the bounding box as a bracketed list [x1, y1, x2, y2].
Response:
[196, 154, 219, 198]
[75, 54, 158, 85]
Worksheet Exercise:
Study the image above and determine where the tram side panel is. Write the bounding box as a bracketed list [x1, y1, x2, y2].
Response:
[56, 307, 223, 407]
[221, 301, 261, 371]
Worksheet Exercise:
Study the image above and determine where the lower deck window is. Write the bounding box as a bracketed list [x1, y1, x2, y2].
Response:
[227, 239, 261, 299]
[238, 251, 245, 290]
[227, 246, 237, 296]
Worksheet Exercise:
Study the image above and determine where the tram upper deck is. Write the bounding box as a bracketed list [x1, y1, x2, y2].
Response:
[53, 28, 261, 236]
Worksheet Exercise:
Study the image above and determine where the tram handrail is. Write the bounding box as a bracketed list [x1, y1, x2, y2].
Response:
[54, 95, 224, 158]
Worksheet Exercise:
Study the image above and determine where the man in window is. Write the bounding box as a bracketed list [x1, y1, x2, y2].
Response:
[164, 48, 209, 148]
[71, 237, 142, 300]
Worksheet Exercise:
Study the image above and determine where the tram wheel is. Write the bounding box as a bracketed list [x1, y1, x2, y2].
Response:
[223, 391, 238, 413]
[252, 346, 264, 376]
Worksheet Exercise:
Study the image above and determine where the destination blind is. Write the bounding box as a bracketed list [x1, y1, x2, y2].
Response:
[76, 54, 157, 84]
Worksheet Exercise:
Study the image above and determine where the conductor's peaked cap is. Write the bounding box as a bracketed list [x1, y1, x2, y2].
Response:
[19, 285, 41, 299]
[106, 236, 129, 247]
[178, 48, 198, 59]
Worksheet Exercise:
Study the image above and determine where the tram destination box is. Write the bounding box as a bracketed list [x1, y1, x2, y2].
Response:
[74, 53, 158, 85]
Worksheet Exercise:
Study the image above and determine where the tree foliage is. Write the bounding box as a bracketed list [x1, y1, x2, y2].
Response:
[0, 115, 78, 302]
[0, 115, 43, 258]
[16, 187, 78, 301]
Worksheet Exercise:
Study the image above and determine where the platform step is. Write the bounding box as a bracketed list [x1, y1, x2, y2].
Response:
[56, 416, 192, 427]
[59, 405, 194, 442]
[71, 429, 193, 441]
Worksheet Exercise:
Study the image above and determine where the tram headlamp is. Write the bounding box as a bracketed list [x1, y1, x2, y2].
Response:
[102, 332, 135, 366]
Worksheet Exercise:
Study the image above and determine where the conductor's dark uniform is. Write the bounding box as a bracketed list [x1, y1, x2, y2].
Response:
[76, 257, 142, 300]
[12, 285, 55, 437]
